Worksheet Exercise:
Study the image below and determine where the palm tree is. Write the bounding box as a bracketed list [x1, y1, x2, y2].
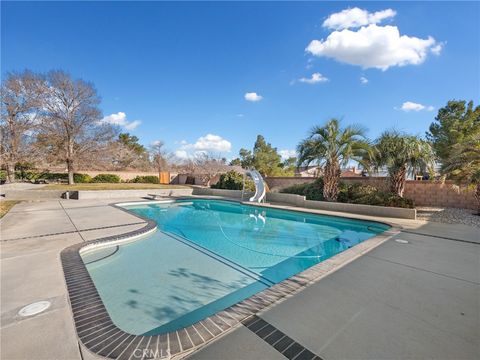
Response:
[371, 131, 435, 197]
[297, 119, 370, 202]
[442, 133, 480, 213]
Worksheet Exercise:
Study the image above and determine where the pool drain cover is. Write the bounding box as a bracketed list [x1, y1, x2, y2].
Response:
[18, 301, 51, 317]
[395, 239, 409, 244]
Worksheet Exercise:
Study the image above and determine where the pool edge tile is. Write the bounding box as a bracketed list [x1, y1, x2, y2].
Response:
[60, 199, 401, 360]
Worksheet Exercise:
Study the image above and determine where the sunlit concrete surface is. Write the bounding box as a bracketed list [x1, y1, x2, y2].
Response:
[1, 198, 478, 360]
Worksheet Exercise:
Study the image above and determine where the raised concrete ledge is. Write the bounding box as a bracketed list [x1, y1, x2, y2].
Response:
[2, 189, 66, 200]
[76, 188, 194, 199]
[192, 187, 254, 199]
[192, 188, 416, 220]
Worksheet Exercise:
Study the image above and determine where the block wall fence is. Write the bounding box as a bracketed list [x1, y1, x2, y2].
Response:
[265, 177, 478, 210]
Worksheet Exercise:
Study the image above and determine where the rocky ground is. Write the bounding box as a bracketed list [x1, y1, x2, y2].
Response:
[417, 207, 480, 228]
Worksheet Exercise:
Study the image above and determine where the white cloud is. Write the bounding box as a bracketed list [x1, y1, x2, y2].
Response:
[279, 149, 297, 160]
[306, 58, 315, 69]
[192, 134, 232, 152]
[124, 120, 141, 130]
[298, 72, 329, 84]
[174, 150, 189, 159]
[101, 112, 141, 130]
[236, 114, 244, 117]
[323, 7, 396, 30]
[398, 101, 435, 112]
[306, 24, 438, 71]
[360, 76, 369, 84]
[244, 92, 263, 102]
[151, 140, 168, 148]
[431, 43, 443, 55]
[178, 134, 232, 157]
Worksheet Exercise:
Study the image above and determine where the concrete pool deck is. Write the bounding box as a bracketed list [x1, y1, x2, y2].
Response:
[0, 198, 479, 360]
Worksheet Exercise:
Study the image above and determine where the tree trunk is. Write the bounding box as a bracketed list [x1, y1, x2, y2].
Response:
[67, 158, 74, 185]
[390, 165, 407, 197]
[323, 162, 341, 202]
[475, 183, 480, 215]
[6, 162, 15, 183]
[66, 139, 75, 185]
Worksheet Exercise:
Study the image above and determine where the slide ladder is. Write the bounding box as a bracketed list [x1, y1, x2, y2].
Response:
[243, 169, 266, 203]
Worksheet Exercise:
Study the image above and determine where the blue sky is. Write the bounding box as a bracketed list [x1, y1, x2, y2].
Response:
[2, 1, 479, 160]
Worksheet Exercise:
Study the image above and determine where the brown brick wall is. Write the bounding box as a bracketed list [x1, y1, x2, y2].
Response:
[265, 177, 477, 210]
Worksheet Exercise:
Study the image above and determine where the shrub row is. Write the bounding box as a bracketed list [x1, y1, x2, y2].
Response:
[13, 171, 92, 183]
[4, 170, 161, 184]
[129, 175, 159, 184]
[280, 178, 414, 208]
[91, 174, 121, 183]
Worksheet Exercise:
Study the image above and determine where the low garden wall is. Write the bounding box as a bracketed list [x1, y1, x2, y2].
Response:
[2, 189, 67, 200]
[265, 177, 477, 210]
[75, 188, 194, 200]
[192, 187, 254, 199]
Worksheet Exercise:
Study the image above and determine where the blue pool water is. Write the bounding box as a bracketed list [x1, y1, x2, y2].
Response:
[82, 199, 389, 335]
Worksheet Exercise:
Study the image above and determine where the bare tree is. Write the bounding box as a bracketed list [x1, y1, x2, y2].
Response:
[0, 71, 44, 182]
[38, 71, 116, 184]
[150, 140, 169, 174]
[177, 158, 196, 174]
[193, 152, 227, 186]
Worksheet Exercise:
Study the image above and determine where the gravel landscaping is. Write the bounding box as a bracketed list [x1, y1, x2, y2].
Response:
[417, 207, 480, 228]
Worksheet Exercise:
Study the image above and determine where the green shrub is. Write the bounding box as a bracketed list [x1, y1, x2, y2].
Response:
[131, 175, 159, 184]
[0, 170, 6, 181]
[92, 174, 121, 183]
[73, 173, 92, 183]
[211, 171, 255, 191]
[354, 191, 413, 208]
[14, 170, 41, 181]
[30, 172, 92, 183]
[280, 177, 325, 201]
[281, 178, 414, 208]
[337, 183, 378, 203]
[38, 172, 67, 181]
[7, 171, 92, 183]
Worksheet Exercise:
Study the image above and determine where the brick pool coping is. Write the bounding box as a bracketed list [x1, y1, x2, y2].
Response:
[60, 198, 401, 360]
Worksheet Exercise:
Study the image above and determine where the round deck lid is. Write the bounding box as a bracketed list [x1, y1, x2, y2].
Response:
[18, 301, 51, 317]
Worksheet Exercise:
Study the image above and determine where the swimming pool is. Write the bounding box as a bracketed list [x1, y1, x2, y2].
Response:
[81, 199, 389, 336]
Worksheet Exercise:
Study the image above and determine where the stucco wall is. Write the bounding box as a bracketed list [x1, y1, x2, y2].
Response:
[77, 170, 168, 181]
[265, 177, 319, 191]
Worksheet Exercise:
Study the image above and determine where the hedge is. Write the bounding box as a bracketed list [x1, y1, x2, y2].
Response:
[280, 178, 414, 208]
[13, 171, 92, 183]
[91, 174, 121, 183]
[130, 175, 159, 184]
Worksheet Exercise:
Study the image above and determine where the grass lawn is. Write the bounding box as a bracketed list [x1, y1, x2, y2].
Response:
[0, 200, 20, 218]
[39, 183, 191, 191]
